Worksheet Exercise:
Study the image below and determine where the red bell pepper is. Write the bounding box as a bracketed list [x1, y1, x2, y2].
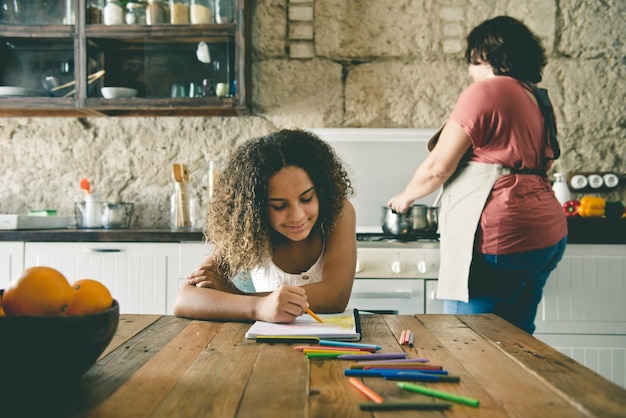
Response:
[562, 200, 580, 217]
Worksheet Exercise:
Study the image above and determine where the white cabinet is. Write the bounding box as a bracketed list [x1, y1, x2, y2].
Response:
[24, 242, 180, 315]
[535, 244, 626, 388]
[0, 242, 24, 290]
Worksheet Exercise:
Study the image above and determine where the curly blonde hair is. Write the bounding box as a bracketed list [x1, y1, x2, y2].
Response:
[205, 129, 353, 278]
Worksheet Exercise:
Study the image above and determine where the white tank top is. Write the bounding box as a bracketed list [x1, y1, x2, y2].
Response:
[250, 251, 324, 292]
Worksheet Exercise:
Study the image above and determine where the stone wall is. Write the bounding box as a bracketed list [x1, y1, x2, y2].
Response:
[0, 0, 624, 228]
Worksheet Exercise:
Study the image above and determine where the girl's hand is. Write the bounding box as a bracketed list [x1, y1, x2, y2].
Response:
[186, 259, 231, 290]
[256, 285, 308, 323]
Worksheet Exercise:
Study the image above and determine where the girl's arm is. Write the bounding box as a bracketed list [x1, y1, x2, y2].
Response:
[300, 199, 357, 313]
[387, 121, 472, 213]
[173, 281, 310, 323]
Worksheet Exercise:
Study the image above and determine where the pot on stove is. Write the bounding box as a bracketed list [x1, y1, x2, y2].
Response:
[381, 205, 431, 236]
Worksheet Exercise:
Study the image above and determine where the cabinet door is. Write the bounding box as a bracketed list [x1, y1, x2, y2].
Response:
[535, 244, 626, 334]
[0, 242, 24, 289]
[24, 242, 179, 314]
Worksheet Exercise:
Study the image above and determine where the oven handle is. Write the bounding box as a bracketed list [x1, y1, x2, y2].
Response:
[350, 291, 413, 299]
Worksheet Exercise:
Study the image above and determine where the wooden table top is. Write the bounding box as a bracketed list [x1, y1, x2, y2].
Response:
[31, 313, 626, 417]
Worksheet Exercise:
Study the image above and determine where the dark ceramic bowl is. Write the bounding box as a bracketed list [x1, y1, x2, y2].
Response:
[0, 295, 119, 388]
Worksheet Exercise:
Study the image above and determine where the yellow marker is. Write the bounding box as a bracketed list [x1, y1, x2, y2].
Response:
[306, 308, 323, 323]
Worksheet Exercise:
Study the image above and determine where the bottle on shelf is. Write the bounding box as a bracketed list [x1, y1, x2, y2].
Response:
[552, 172, 571, 205]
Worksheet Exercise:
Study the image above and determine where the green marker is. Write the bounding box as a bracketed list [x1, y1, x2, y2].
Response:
[397, 382, 480, 407]
[306, 352, 344, 359]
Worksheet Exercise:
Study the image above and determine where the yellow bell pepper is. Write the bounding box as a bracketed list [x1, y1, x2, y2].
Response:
[577, 196, 606, 217]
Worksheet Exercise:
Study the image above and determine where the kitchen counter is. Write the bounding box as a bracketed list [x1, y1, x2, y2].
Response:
[0, 217, 624, 244]
[16, 313, 626, 417]
[0, 228, 204, 242]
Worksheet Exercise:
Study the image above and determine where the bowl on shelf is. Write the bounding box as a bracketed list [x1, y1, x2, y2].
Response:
[101, 87, 138, 99]
[0, 294, 120, 401]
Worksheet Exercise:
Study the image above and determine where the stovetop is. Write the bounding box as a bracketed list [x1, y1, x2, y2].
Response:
[356, 231, 439, 249]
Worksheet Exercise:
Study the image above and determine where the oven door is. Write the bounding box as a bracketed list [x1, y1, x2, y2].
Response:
[348, 278, 426, 315]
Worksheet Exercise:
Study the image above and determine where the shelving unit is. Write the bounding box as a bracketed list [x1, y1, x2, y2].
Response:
[0, 0, 249, 116]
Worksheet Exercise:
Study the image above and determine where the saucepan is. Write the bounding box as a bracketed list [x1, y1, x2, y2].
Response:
[381, 205, 432, 236]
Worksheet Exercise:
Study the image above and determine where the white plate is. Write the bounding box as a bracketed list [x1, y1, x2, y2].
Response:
[0, 86, 46, 97]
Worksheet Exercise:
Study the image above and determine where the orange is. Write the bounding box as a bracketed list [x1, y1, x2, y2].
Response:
[66, 279, 113, 315]
[2, 266, 73, 316]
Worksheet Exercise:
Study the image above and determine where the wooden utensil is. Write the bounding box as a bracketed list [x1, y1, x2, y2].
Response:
[171, 163, 191, 228]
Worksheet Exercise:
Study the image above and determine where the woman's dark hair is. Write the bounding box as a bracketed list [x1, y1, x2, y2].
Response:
[465, 16, 547, 83]
[205, 128, 353, 277]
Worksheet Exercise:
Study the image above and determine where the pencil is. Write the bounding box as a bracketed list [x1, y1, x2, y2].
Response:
[348, 377, 384, 403]
[306, 308, 324, 323]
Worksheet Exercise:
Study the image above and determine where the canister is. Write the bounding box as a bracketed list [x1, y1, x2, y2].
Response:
[190, 0, 213, 24]
[169, 0, 190, 24]
[126, 2, 147, 24]
[103, 0, 124, 25]
[146, 0, 167, 24]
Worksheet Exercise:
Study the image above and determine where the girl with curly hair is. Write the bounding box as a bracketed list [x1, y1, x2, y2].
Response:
[174, 129, 356, 323]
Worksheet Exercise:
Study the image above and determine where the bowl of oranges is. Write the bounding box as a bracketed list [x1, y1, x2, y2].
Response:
[0, 266, 119, 392]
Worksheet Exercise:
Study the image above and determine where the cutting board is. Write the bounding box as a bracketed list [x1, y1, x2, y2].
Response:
[0, 215, 70, 230]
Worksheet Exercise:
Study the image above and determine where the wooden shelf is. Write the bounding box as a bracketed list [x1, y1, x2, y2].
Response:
[0, 0, 249, 117]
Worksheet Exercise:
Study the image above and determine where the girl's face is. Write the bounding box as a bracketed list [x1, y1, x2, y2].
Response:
[266, 166, 320, 241]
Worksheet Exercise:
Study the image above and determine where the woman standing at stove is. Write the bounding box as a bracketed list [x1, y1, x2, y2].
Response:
[387, 16, 567, 334]
[174, 129, 356, 323]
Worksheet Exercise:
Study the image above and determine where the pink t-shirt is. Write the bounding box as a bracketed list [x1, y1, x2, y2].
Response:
[449, 76, 567, 254]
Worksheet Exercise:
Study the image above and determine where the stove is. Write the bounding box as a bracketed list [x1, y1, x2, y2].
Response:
[311, 128, 445, 314]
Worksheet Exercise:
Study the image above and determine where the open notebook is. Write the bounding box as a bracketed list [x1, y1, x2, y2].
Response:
[245, 308, 361, 341]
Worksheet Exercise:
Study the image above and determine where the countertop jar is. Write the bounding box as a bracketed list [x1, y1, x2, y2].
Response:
[87, 0, 105, 24]
[126, 2, 146, 24]
[169, 0, 189, 24]
[190, 0, 213, 24]
[146, 0, 167, 24]
[103, 0, 124, 25]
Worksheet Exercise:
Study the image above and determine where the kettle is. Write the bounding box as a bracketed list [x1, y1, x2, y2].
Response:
[75, 193, 103, 228]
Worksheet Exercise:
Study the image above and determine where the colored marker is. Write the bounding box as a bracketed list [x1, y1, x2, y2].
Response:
[319, 340, 382, 351]
[362, 364, 442, 371]
[338, 353, 407, 361]
[348, 377, 384, 403]
[256, 336, 320, 344]
[295, 345, 366, 353]
[303, 349, 365, 355]
[408, 332, 415, 347]
[351, 358, 429, 368]
[398, 382, 480, 407]
[359, 402, 452, 411]
[306, 308, 323, 323]
[307, 352, 368, 359]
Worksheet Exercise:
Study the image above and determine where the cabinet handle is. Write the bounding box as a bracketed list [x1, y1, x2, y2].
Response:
[351, 291, 413, 299]
[85, 248, 123, 253]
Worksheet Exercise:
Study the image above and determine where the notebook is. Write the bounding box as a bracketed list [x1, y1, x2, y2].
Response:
[245, 308, 361, 341]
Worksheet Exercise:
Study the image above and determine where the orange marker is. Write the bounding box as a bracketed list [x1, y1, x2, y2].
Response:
[348, 377, 384, 403]
[306, 308, 323, 323]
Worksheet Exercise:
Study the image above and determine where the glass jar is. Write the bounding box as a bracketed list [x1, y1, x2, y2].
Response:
[126, 2, 146, 24]
[215, 0, 233, 23]
[190, 0, 213, 24]
[169, 0, 189, 24]
[146, 0, 166, 24]
[103, 0, 124, 25]
[87, 0, 104, 24]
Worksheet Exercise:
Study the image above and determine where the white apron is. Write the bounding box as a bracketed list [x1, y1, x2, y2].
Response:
[436, 162, 511, 302]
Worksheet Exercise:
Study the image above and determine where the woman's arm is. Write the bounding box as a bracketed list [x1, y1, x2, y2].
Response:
[387, 121, 472, 213]
[299, 199, 357, 313]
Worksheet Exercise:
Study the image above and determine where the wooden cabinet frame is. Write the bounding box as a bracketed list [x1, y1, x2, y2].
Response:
[0, 0, 249, 116]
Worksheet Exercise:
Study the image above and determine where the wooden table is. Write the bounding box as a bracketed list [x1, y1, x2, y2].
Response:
[31, 314, 626, 417]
